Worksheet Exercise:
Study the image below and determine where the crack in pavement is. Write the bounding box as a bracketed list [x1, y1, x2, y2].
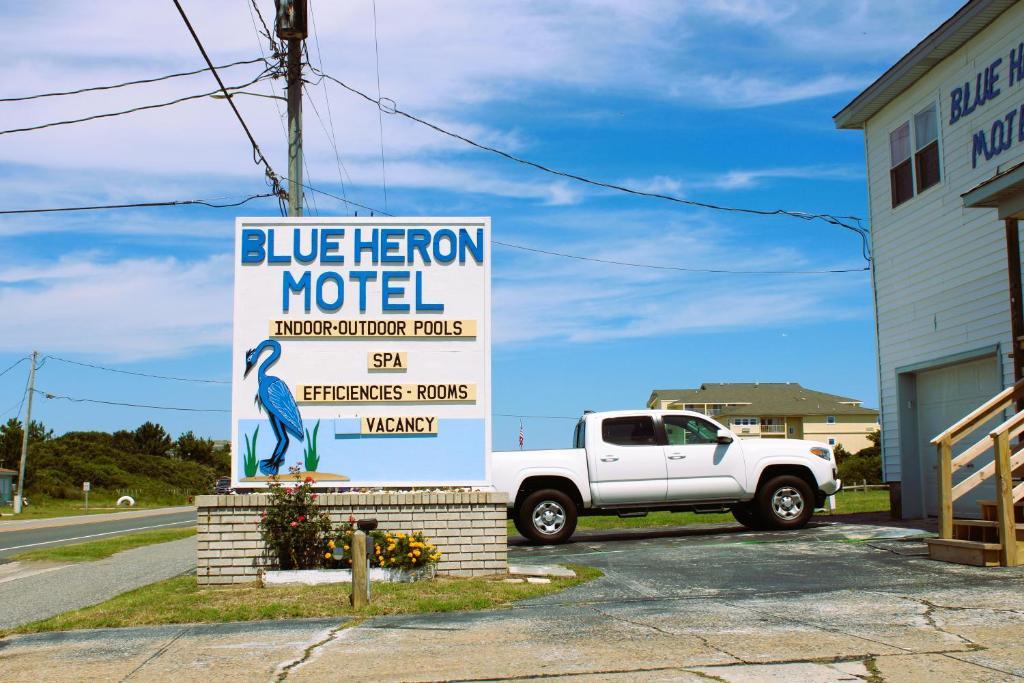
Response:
[118, 626, 192, 682]
[720, 599, 919, 656]
[586, 603, 745, 666]
[865, 592, 992, 651]
[273, 620, 356, 682]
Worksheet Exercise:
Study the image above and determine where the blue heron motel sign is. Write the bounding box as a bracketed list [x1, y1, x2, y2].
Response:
[231, 217, 491, 488]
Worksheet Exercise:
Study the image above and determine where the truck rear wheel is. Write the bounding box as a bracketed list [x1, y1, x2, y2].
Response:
[755, 475, 814, 530]
[515, 489, 577, 544]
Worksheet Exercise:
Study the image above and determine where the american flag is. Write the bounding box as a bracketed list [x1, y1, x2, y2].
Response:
[518, 420, 524, 449]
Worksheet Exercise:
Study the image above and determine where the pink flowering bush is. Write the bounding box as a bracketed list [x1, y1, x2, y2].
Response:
[258, 465, 333, 569]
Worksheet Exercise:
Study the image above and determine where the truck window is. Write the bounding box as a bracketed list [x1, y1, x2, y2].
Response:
[573, 420, 586, 448]
[602, 416, 657, 446]
[663, 415, 718, 445]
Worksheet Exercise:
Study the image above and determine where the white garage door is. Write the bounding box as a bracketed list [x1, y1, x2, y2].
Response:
[917, 355, 1002, 517]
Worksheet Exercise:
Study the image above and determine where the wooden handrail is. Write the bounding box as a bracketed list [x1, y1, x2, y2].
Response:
[1013, 479, 1024, 504]
[931, 377, 1024, 446]
[950, 433, 993, 471]
[992, 430, 1020, 566]
[951, 451, 1024, 500]
[989, 405, 1024, 439]
[949, 410, 1024, 502]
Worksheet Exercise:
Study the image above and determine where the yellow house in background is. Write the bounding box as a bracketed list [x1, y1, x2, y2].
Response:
[646, 383, 880, 453]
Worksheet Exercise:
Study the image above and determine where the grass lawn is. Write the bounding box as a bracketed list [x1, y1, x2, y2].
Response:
[9, 564, 602, 635]
[0, 497, 185, 520]
[508, 488, 891, 534]
[11, 528, 197, 563]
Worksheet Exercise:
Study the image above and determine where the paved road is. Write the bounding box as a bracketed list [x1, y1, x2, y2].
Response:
[4, 520, 1024, 681]
[0, 535, 196, 629]
[0, 508, 196, 559]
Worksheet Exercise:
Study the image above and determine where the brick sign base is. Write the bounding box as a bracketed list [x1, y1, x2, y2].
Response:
[195, 492, 509, 586]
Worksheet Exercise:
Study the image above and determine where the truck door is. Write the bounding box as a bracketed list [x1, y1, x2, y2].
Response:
[662, 414, 745, 500]
[591, 415, 667, 505]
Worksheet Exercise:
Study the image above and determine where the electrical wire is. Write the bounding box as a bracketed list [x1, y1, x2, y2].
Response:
[42, 356, 230, 384]
[294, 182, 866, 275]
[492, 241, 869, 274]
[0, 70, 273, 137]
[0, 193, 274, 216]
[0, 58, 267, 103]
[13, 369, 32, 421]
[310, 68, 871, 262]
[304, 90, 352, 211]
[494, 413, 578, 420]
[0, 357, 28, 379]
[35, 389, 230, 413]
[171, 0, 285, 207]
[288, 179, 389, 217]
[303, 19, 353, 211]
[370, 0, 390, 211]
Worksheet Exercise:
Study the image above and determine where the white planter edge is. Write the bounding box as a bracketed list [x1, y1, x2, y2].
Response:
[262, 565, 435, 586]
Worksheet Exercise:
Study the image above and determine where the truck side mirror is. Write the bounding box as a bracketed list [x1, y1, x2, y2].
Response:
[716, 429, 733, 444]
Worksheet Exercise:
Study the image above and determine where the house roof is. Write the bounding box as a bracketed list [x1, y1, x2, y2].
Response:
[0, 467, 16, 475]
[834, 0, 1014, 130]
[649, 383, 879, 418]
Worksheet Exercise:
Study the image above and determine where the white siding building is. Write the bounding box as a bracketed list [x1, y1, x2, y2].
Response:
[835, 0, 1024, 519]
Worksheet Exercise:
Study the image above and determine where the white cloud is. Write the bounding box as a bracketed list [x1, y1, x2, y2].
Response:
[492, 216, 870, 346]
[0, 254, 233, 360]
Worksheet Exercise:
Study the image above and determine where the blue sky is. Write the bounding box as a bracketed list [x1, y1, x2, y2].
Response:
[0, 0, 963, 452]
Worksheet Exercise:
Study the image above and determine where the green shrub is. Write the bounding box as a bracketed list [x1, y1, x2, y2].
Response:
[23, 426, 220, 503]
[258, 467, 333, 570]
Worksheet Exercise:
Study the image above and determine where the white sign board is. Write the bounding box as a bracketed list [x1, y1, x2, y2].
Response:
[82, 481, 90, 492]
[231, 217, 491, 488]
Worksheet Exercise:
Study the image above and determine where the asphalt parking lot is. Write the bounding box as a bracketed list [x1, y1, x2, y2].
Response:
[3, 520, 1024, 682]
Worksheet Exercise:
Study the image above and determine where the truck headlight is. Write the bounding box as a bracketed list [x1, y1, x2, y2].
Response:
[810, 447, 831, 460]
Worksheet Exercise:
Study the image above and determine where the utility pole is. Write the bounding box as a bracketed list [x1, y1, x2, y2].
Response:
[276, 0, 307, 217]
[14, 351, 37, 514]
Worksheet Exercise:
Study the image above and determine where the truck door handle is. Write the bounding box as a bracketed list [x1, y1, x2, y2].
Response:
[667, 455, 686, 460]
[600, 456, 619, 462]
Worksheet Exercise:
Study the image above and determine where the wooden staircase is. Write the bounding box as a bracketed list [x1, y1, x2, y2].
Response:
[926, 379, 1024, 567]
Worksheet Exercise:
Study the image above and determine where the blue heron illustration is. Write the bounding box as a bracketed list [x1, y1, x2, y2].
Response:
[243, 339, 303, 476]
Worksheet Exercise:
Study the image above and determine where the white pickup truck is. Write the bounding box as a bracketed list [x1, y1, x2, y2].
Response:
[491, 409, 841, 543]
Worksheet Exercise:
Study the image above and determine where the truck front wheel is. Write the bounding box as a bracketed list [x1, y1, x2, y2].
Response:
[515, 489, 578, 544]
[755, 475, 814, 530]
[731, 504, 766, 530]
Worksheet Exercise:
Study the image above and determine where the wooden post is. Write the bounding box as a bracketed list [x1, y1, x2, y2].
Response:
[350, 530, 369, 608]
[992, 430, 1019, 566]
[1006, 218, 1024, 412]
[937, 437, 953, 539]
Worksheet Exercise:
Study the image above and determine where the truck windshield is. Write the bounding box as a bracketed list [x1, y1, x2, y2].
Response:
[573, 420, 585, 448]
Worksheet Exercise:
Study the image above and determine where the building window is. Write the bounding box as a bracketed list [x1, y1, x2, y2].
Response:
[828, 438, 836, 446]
[827, 415, 836, 424]
[914, 105, 940, 192]
[890, 122, 913, 207]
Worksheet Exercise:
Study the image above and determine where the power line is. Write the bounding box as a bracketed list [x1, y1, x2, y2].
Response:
[0, 58, 267, 103]
[295, 182, 866, 275]
[171, 0, 285, 207]
[0, 357, 28, 379]
[35, 389, 230, 413]
[42, 356, 230, 384]
[492, 241, 868, 275]
[303, 19, 353, 210]
[370, 0, 389, 211]
[0, 193, 274, 216]
[290, 179, 390, 217]
[310, 68, 871, 261]
[495, 413, 578, 420]
[0, 71, 273, 137]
